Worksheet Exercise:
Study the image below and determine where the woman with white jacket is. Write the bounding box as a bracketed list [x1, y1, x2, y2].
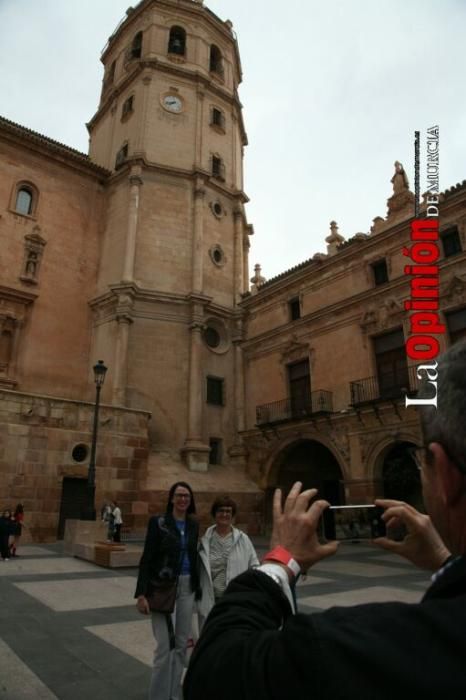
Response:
[198, 495, 259, 627]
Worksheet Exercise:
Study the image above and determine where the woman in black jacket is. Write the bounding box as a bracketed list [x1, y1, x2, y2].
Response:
[135, 481, 200, 700]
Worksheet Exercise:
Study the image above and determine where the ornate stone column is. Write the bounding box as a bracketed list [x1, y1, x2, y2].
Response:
[191, 179, 205, 293]
[243, 228, 251, 294]
[135, 74, 152, 154]
[229, 318, 247, 468]
[113, 317, 132, 405]
[183, 301, 210, 471]
[122, 168, 143, 283]
[233, 209, 244, 303]
[112, 292, 134, 405]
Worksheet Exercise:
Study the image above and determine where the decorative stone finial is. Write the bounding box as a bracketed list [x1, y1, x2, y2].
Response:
[325, 221, 345, 256]
[250, 263, 266, 294]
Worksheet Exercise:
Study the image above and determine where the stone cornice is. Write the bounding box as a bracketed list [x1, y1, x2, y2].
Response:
[0, 387, 151, 417]
[107, 155, 249, 202]
[90, 284, 241, 320]
[101, 0, 239, 64]
[0, 285, 38, 305]
[242, 200, 466, 306]
[241, 254, 466, 353]
[88, 60, 247, 145]
[0, 115, 110, 181]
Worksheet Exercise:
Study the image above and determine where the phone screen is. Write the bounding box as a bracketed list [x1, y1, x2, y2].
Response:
[321, 505, 386, 541]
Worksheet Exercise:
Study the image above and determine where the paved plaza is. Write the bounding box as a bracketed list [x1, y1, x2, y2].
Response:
[0, 540, 431, 699]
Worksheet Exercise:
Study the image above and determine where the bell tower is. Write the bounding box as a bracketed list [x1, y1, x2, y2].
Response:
[87, 0, 252, 472]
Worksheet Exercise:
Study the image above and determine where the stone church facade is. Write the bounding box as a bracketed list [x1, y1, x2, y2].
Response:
[1, 0, 466, 539]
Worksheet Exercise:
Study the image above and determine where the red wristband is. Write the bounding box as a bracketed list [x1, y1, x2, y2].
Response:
[263, 545, 301, 577]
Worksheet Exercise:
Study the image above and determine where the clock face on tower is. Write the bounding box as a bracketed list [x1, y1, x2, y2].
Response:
[162, 94, 183, 113]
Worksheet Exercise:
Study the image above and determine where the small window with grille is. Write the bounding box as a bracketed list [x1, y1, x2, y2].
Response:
[212, 155, 225, 180]
[121, 96, 134, 119]
[441, 227, 462, 257]
[289, 297, 301, 321]
[371, 259, 389, 286]
[211, 108, 225, 130]
[206, 376, 224, 406]
[209, 438, 222, 465]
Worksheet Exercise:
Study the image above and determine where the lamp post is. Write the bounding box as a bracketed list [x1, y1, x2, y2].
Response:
[87, 360, 108, 519]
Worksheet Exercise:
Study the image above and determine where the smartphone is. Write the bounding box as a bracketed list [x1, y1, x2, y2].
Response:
[321, 505, 386, 541]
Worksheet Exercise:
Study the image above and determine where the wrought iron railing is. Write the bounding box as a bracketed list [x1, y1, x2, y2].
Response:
[256, 390, 333, 426]
[350, 365, 421, 406]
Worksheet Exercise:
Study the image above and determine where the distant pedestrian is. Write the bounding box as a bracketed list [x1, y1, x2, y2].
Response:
[10, 503, 24, 557]
[0, 510, 15, 560]
[112, 501, 123, 543]
[101, 501, 112, 523]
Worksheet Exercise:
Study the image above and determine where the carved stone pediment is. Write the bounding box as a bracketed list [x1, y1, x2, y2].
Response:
[360, 308, 378, 331]
[360, 297, 403, 335]
[442, 274, 466, 302]
[279, 334, 309, 365]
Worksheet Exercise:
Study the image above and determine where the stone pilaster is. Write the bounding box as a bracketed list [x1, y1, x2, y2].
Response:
[183, 303, 210, 471]
[233, 209, 244, 303]
[122, 169, 143, 283]
[191, 179, 205, 293]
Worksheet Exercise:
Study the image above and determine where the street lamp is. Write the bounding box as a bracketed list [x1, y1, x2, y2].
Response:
[87, 360, 108, 518]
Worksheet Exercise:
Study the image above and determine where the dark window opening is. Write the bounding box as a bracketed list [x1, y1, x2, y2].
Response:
[372, 259, 389, 286]
[121, 95, 134, 118]
[72, 444, 89, 463]
[212, 156, 224, 180]
[213, 202, 222, 217]
[131, 31, 143, 59]
[115, 144, 128, 169]
[288, 359, 311, 415]
[207, 376, 224, 405]
[446, 307, 466, 345]
[211, 108, 225, 129]
[0, 330, 13, 370]
[289, 297, 301, 321]
[204, 327, 221, 348]
[105, 60, 116, 87]
[168, 26, 186, 55]
[15, 187, 33, 216]
[209, 438, 222, 465]
[441, 227, 462, 257]
[209, 45, 223, 75]
[374, 329, 408, 399]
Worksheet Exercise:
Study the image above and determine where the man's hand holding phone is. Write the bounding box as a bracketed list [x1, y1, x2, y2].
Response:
[270, 481, 338, 573]
[373, 499, 451, 571]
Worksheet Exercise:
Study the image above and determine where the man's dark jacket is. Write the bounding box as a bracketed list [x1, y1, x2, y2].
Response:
[184, 556, 466, 700]
[134, 513, 200, 598]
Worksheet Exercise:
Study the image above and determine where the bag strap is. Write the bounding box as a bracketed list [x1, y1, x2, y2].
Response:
[165, 613, 175, 650]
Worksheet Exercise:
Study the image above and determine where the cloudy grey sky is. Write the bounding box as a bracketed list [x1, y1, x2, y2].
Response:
[1, 0, 465, 279]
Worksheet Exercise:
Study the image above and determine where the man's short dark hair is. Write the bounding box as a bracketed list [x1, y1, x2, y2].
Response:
[210, 495, 237, 518]
[418, 338, 466, 471]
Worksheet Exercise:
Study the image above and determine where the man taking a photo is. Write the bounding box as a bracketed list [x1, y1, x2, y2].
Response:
[184, 339, 466, 699]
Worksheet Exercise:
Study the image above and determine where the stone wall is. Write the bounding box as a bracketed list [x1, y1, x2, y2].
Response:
[0, 389, 150, 542]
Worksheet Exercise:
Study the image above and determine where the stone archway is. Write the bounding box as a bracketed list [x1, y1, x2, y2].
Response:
[380, 441, 423, 511]
[264, 439, 344, 530]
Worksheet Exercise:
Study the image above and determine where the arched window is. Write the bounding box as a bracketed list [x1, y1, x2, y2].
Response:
[209, 45, 223, 75]
[168, 26, 186, 56]
[131, 31, 143, 59]
[14, 184, 37, 216]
